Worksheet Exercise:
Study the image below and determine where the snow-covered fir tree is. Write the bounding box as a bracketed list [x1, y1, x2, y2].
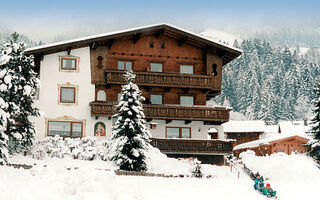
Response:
[0, 100, 9, 164]
[0, 32, 39, 154]
[108, 70, 151, 171]
[213, 38, 320, 123]
[308, 81, 320, 163]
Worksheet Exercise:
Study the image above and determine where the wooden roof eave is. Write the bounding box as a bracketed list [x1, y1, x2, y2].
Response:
[25, 24, 242, 64]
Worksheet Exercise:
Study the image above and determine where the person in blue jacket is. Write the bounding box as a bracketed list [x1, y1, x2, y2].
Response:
[254, 174, 264, 190]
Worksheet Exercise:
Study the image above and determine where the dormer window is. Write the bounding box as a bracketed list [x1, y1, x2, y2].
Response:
[59, 56, 79, 72]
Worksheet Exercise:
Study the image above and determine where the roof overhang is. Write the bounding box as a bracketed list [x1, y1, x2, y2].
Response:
[25, 23, 242, 65]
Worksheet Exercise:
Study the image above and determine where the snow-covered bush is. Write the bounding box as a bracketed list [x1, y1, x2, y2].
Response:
[191, 159, 203, 178]
[30, 136, 108, 161]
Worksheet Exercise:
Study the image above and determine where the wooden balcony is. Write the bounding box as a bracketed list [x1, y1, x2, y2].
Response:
[90, 101, 230, 123]
[104, 70, 219, 90]
[150, 138, 234, 155]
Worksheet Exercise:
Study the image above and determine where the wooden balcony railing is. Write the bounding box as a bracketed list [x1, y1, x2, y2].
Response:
[90, 101, 230, 122]
[150, 138, 234, 154]
[105, 70, 219, 90]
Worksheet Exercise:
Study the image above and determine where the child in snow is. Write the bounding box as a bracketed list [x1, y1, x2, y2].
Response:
[260, 183, 277, 197]
[254, 174, 264, 190]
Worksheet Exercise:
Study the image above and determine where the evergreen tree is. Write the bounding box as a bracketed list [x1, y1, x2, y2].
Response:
[108, 70, 151, 171]
[308, 81, 320, 163]
[0, 32, 39, 154]
[214, 38, 320, 122]
[0, 99, 9, 164]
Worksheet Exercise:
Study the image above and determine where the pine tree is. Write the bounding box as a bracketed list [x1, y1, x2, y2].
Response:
[308, 81, 320, 163]
[108, 70, 151, 171]
[0, 32, 39, 154]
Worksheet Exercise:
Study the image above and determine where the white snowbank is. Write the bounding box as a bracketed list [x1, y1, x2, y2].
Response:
[1, 154, 263, 200]
[240, 151, 320, 199]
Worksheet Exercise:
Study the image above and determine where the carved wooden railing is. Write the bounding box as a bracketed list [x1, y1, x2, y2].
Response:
[90, 101, 230, 122]
[105, 70, 219, 90]
[150, 138, 234, 154]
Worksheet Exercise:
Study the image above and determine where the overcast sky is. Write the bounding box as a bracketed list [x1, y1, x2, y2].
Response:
[1, 0, 320, 42]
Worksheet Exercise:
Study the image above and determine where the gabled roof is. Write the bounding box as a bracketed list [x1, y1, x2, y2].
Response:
[233, 134, 310, 151]
[25, 23, 241, 65]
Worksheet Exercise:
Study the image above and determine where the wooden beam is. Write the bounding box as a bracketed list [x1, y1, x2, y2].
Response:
[91, 42, 97, 49]
[155, 29, 164, 38]
[185, 120, 191, 124]
[106, 40, 113, 49]
[145, 86, 151, 91]
[67, 48, 71, 55]
[178, 36, 188, 46]
[132, 34, 141, 44]
[183, 88, 190, 93]
[166, 119, 172, 124]
[39, 53, 44, 61]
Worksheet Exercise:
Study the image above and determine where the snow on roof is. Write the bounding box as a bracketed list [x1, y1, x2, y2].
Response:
[209, 120, 266, 133]
[278, 121, 311, 135]
[25, 23, 242, 53]
[233, 133, 310, 151]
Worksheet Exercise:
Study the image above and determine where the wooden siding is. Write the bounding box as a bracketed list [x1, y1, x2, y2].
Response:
[151, 138, 234, 154]
[90, 34, 223, 98]
[234, 136, 309, 157]
[90, 101, 230, 122]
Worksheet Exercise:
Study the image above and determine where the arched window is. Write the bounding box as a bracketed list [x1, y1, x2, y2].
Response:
[97, 90, 106, 101]
[212, 64, 218, 76]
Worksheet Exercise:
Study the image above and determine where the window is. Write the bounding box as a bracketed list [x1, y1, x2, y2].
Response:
[35, 86, 40, 100]
[60, 87, 75, 103]
[48, 121, 83, 137]
[180, 65, 194, 74]
[181, 128, 191, 138]
[118, 61, 132, 70]
[180, 96, 194, 106]
[150, 94, 162, 104]
[150, 63, 163, 72]
[212, 64, 218, 76]
[58, 83, 78, 105]
[118, 93, 123, 102]
[59, 56, 79, 71]
[97, 90, 106, 101]
[166, 127, 191, 138]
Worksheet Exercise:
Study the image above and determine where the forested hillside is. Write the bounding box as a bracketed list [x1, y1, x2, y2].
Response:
[213, 39, 320, 123]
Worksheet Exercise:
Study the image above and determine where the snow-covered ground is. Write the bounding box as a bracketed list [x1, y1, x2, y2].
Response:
[1, 153, 264, 200]
[240, 151, 320, 199]
[1, 150, 319, 199]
